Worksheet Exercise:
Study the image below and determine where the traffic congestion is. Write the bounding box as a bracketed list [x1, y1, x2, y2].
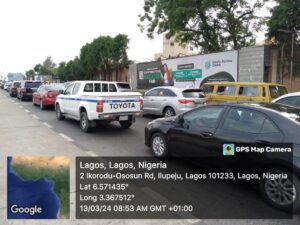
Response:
[1, 78, 300, 213]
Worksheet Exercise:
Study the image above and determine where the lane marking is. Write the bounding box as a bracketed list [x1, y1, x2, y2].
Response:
[59, 133, 74, 142]
[19, 105, 23, 108]
[15, 102, 18, 105]
[42, 122, 53, 129]
[24, 109, 30, 113]
[86, 151, 98, 157]
[32, 114, 40, 120]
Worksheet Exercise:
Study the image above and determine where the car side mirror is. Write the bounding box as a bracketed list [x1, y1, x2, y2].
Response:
[176, 116, 185, 124]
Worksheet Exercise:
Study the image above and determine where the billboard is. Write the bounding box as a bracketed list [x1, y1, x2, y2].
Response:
[137, 50, 238, 89]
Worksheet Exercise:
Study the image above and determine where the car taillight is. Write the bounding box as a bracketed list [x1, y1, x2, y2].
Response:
[140, 97, 143, 110]
[178, 99, 193, 104]
[97, 100, 103, 113]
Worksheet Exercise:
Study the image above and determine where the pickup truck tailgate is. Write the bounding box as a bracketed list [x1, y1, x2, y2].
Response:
[103, 98, 141, 113]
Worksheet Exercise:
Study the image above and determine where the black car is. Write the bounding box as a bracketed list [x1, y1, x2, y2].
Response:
[17, 81, 42, 101]
[145, 103, 300, 212]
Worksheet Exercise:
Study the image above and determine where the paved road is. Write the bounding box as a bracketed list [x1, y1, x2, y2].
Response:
[1, 90, 155, 157]
[1, 89, 300, 224]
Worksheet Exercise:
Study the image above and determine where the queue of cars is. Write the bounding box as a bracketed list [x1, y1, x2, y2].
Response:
[1, 79, 300, 212]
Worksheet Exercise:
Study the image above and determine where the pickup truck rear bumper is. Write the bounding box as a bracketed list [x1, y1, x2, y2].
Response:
[97, 112, 143, 122]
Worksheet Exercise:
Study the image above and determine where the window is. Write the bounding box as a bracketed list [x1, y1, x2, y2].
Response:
[238, 86, 258, 97]
[262, 87, 266, 97]
[223, 108, 278, 133]
[145, 89, 161, 96]
[116, 83, 131, 89]
[276, 96, 300, 108]
[102, 83, 108, 92]
[202, 85, 214, 94]
[72, 83, 81, 95]
[182, 89, 205, 98]
[37, 86, 43, 92]
[162, 89, 176, 97]
[84, 83, 93, 92]
[269, 86, 288, 99]
[94, 83, 101, 92]
[25, 82, 42, 88]
[261, 118, 279, 133]
[183, 106, 224, 128]
[217, 85, 236, 95]
[109, 84, 117, 92]
[64, 84, 74, 95]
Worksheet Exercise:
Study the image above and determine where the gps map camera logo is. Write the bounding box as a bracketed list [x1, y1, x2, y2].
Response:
[223, 144, 235, 156]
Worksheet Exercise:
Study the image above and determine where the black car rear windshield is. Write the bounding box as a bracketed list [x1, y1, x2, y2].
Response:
[116, 83, 131, 89]
[269, 86, 288, 99]
[25, 82, 42, 88]
[182, 89, 205, 98]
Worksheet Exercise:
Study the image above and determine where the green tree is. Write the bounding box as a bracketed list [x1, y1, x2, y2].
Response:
[79, 34, 130, 80]
[267, 0, 300, 44]
[25, 69, 35, 80]
[138, 0, 266, 52]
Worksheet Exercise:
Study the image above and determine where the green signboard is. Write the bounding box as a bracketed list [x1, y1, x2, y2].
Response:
[143, 73, 161, 80]
[172, 69, 202, 80]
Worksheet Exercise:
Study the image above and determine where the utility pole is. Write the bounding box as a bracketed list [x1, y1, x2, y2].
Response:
[289, 30, 295, 91]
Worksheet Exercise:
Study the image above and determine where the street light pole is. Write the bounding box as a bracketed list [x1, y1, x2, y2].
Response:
[289, 30, 295, 91]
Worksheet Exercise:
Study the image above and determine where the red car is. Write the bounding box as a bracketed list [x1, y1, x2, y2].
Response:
[33, 84, 65, 110]
[9, 81, 21, 97]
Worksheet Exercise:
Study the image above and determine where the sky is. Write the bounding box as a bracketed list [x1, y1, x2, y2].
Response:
[0, 0, 275, 78]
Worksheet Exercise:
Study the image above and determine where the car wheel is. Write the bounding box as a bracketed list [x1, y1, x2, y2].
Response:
[120, 121, 132, 129]
[163, 107, 175, 117]
[80, 111, 91, 133]
[40, 99, 45, 110]
[260, 168, 300, 212]
[150, 133, 169, 157]
[33, 98, 37, 106]
[55, 104, 65, 120]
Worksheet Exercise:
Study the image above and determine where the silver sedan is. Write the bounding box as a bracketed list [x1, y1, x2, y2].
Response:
[143, 86, 207, 117]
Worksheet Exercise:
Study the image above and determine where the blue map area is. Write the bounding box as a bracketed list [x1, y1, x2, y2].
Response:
[7, 157, 61, 219]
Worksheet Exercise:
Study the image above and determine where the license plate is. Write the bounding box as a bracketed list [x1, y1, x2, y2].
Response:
[119, 116, 128, 121]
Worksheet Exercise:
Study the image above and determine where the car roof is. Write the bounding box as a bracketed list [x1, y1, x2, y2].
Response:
[212, 102, 300, 115]
[70, 80, 128, 84]
[203, 82, 287, 87]
[272, 92, 300, 102]
[147, 86, 201, 92]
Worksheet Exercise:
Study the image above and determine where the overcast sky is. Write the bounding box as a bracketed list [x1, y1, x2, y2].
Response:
[0, 0, 274, 77]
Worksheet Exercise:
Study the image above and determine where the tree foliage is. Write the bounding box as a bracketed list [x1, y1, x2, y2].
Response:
[26, 34, 131, 82]
[138, 0, 266, 52]
[267, 0, 300, 44]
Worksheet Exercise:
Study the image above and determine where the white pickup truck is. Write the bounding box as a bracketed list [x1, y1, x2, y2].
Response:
[55, 81, 143, 132]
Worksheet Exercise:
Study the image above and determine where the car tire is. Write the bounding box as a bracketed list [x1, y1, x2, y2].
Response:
[120, 121, 132, 129]
[260, 167, 300, 212]
[33, 98, 37, 106]
[40, 99, 45, 110]
[150, 133, 169, 158]
[55, 104, 65, 120]
[80, 111, 92, 133]
[163, 107, 175, 117]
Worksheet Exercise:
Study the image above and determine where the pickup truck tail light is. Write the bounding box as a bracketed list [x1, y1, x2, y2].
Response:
[140, 97, 143, 110]
[178, 99, 193, 104]
[97, 100, 103, 113]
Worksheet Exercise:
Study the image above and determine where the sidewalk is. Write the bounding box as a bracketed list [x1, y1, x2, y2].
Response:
[0, 91, 190, 225]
